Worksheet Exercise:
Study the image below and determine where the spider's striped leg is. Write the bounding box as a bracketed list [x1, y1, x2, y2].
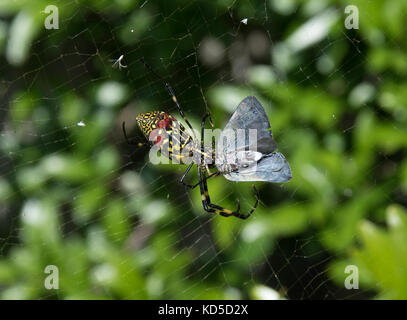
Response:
[232, 185, 259, 219]
[198, 166, 259, 219]
[139, 58, 198, 141]
[198, 112, 259, 219]
[180, 112, 218, 189]
[180, 166, 219, 190]
[164, 83, 198, 141]
[195, 171, 220, 188]
[198, 166, 216, 212]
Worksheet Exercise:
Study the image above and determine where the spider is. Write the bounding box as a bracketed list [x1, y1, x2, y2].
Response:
[122, 59, 292, 219]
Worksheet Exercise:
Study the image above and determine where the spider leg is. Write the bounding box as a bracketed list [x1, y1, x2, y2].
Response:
[179, 111, 218, 189]
[198, 112, 259, 219]
[122, 122, 150, 147]
[140, 58, 198, 141]
[180, 163, 194, 188]
[180, 168, 219, 189]
[198, 166, 258, 219]
[165, 83, 198, 140]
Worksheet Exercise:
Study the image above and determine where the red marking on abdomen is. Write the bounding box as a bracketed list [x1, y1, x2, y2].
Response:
[158, 113, 173, 129]
[149, 129, 165, 146]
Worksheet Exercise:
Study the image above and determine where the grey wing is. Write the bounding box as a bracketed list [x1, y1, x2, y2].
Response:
[216, 96, 277, 155]
[223, 152, 292, 183]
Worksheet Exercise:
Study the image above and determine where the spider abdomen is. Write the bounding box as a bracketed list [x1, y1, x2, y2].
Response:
[136, 111, 197, 164]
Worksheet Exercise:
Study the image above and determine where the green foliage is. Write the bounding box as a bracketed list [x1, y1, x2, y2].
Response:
[329, 205, 407, 299]
[354, 205, 407, 299]
[0, 0, 406, 300]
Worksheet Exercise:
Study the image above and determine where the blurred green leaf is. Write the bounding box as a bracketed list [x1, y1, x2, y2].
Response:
[353, 205, 407, 299]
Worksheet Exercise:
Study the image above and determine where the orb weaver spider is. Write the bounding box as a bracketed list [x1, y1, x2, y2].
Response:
[122, 59, 292, 219]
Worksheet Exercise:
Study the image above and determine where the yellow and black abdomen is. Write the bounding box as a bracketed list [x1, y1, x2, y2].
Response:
[136, 111, 194, 164]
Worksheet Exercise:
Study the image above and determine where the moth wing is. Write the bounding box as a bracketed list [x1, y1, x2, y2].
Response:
[223, 152, 292, 183]
[216, 96, 277, 155]
[220, 150, 262, 167]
